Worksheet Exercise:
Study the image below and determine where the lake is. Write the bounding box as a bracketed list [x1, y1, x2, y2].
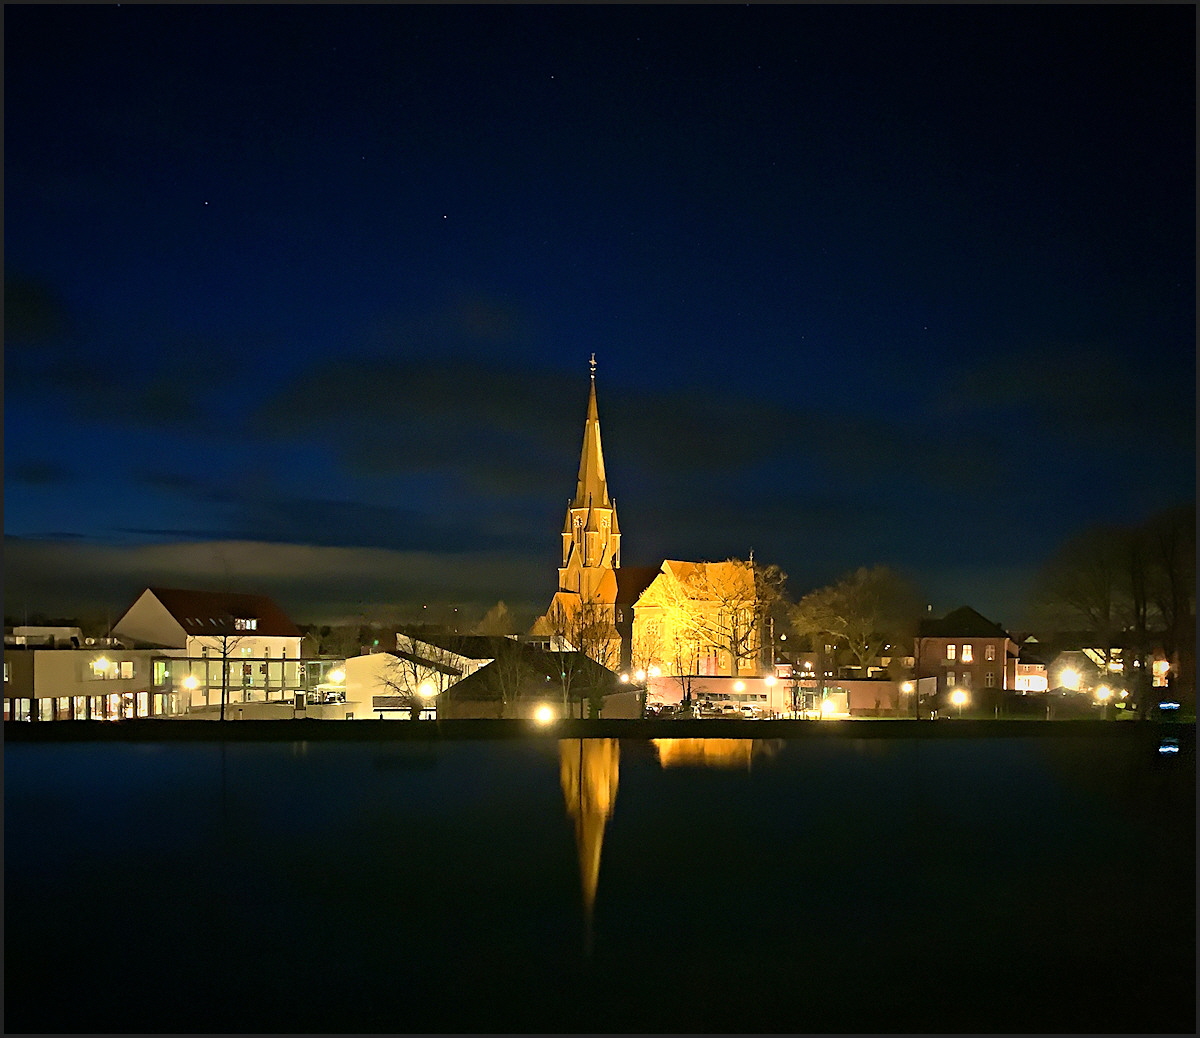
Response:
[5, 726, 1194, 1032]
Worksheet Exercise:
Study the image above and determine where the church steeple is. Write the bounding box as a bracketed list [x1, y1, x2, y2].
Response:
[531, 358, 623, 657]
[573, 355, 610, 509]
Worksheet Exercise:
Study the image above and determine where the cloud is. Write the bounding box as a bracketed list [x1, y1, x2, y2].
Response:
[7, 460, 75, 486]
[3, 274, 75, 345]
[3, 536, 551, 626]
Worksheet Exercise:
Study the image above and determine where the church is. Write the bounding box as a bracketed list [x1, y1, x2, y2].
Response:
[529, 358, 628, 668]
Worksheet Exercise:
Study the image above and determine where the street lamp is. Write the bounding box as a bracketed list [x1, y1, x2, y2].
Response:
[950, 688, 968, 718]
[1094, 685, 1112, 720]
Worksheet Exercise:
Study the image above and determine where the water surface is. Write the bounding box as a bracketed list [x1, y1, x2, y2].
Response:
[5, 733, 1194, 1032]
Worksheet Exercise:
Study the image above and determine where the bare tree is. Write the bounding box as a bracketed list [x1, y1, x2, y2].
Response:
[1031, 524, 1130, 673]
[474, 601, 516, 636]
[196, 626, 246, 721]
[1145, 504, 1196, 709]
[488, 638, 529, 719]
[377, 634, 463, 720]
[546, 597, 620, 717]
[790, 566, 921, 675]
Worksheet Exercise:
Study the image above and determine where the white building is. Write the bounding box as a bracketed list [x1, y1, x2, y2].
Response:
[112, 587, 306, 710]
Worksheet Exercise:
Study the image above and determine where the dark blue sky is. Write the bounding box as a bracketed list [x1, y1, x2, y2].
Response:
[5, 4, 1195, 627]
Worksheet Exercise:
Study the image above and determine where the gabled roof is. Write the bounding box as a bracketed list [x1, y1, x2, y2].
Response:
[383, 648, 463, 679]
[919, 606, 1010, 640]
[397, 630, 518, 661]
[145, 587, 302, 638]
[446, 644, 620, 702]
[615, 565, 660, 606]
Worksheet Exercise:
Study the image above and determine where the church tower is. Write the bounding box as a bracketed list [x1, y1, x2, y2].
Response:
[530, 356, 622, 659]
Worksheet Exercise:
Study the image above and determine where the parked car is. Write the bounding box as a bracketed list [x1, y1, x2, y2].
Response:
[740, 705, 758, 719]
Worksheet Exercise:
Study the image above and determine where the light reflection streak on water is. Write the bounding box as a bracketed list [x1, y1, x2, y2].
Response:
[559, 738, 619, 950]
[652, 737, 784, 769]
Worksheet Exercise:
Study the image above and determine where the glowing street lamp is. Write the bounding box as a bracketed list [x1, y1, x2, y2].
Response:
[820, 697, 836, 718]
[534, 703, 555, 726]
[950, 688, 968, 717]
[1059, 668, 1080, 691]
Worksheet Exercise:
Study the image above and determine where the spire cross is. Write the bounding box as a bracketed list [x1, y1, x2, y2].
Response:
[589, 353, 596, 380]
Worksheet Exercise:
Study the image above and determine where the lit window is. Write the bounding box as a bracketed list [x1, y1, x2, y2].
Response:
[962, 644, 974, 663]
[986, 671, 995, 687]
[947, 644, 957, 661]
[985, 645, 996, 661]
[947, 671, 956, 687]
[120, 661, 134, 679]
[234, 618, 258, 631]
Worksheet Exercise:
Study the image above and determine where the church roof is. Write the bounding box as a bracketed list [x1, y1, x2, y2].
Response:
[573, 376, 610, 508]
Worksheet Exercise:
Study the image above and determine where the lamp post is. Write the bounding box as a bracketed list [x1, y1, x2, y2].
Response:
[950, 687, 968, 718]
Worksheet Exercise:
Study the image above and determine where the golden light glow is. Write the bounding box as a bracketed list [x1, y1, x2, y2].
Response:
[950, 689, 968, 707]
[94, 656, 111, 671]
[635, 669, 646, 682]
[1153, 660, 1170, 677]
[559, 738, 619, 932]
[764, 674, 776, 687]
[534, 704, 555, 725]
[619, 672, 630, 683]
[900, 682, 914, 694]
[733, 680, 745, 692]
[652, 738, 782, 769]
[1059, 668, 1080, 690]
[181, 675, 199, 690]
[1094, 686, 1112, 701]
[648, 665, 661, 678]
[417, 681, 437, 698]
[329, 668, 345, 683]
[820, 698, 836, 716]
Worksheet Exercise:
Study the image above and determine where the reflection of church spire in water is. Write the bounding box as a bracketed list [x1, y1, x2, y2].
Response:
[559, 738, 619, 951]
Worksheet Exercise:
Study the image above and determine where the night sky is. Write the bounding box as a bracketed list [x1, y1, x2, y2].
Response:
[5, 5, 1195, 628]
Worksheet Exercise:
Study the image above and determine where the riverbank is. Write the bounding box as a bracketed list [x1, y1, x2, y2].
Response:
[5, 716, 1193, 743]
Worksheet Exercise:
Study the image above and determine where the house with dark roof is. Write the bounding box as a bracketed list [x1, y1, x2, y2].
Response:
[112, 587, 305, 710]
[438, 643, 635, 720]
[916, 606, 1019, 693]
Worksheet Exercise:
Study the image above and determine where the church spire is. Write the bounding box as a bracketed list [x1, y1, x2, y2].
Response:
[573, 357, 609, 508]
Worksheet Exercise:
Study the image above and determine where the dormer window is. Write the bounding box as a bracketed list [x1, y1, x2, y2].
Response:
[234, 618, 258, 631]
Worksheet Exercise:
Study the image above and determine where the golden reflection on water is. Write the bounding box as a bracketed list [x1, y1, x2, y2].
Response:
[558, 738, 619, 934]
[652, 737, 784, 769]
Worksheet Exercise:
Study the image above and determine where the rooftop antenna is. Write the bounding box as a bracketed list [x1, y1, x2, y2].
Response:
[589, 353, 596, 380]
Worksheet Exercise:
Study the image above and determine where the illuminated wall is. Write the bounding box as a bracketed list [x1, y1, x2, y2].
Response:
[632, 559, 762, 677]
